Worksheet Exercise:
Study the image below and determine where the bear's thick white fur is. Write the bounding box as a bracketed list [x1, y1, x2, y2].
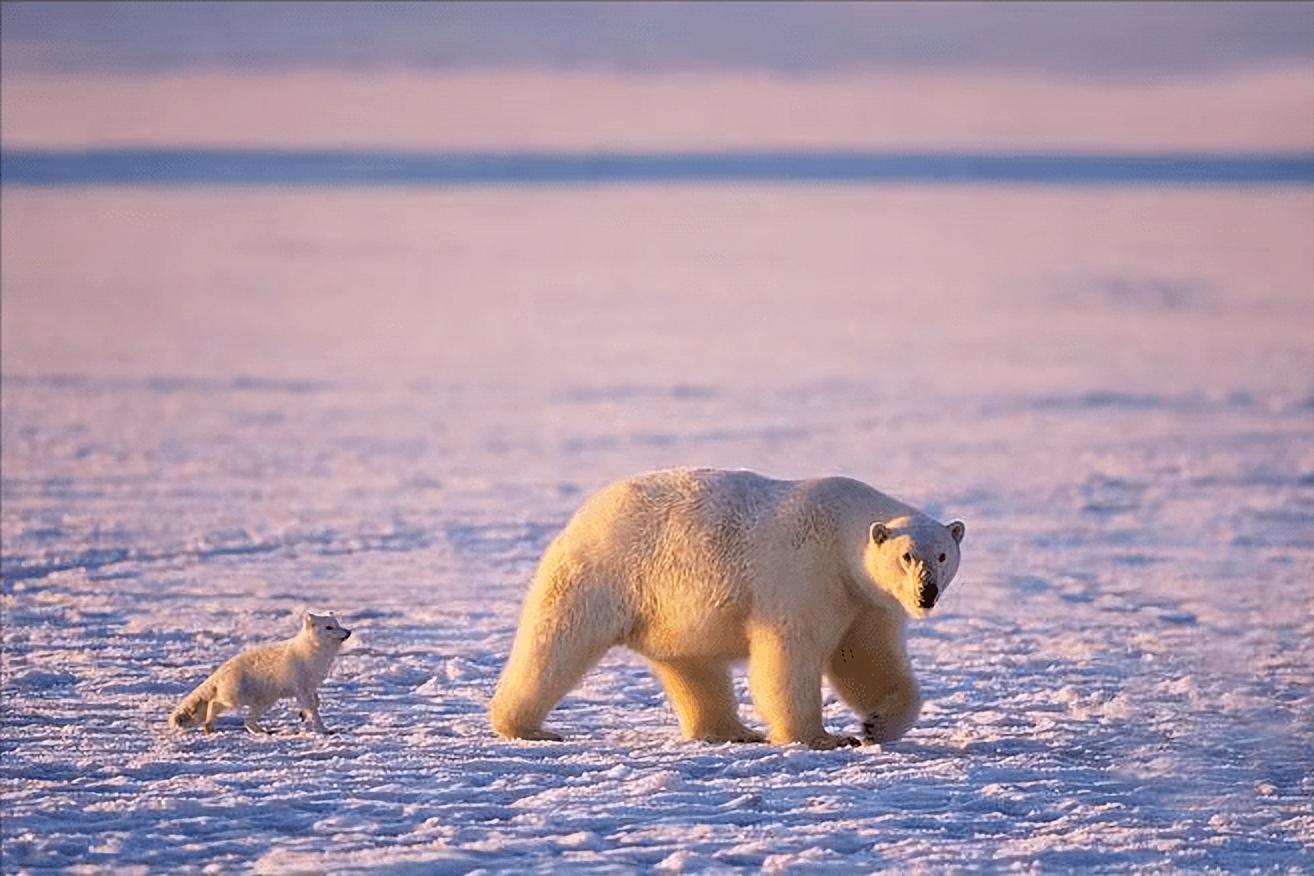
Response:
[489, 467, 963, 749]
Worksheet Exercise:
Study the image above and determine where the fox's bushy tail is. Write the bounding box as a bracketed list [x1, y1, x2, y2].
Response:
[170, 678, 216, 729]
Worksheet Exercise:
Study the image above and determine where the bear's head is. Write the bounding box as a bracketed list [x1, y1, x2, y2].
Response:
[861, 516, 964, 618]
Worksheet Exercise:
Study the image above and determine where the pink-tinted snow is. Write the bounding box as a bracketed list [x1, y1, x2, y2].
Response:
[2, 185, 1311, 870]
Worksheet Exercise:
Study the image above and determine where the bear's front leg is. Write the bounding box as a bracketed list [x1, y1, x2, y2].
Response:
[826, 609, 922, 744]
[748, 626, 859, 750]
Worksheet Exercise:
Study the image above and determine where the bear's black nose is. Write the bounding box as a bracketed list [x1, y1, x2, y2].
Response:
[918, 582, 939, 609]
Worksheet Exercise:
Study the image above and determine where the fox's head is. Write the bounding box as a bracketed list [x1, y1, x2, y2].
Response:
[303, 612, 352, 647]
[169, 702, 205, 730]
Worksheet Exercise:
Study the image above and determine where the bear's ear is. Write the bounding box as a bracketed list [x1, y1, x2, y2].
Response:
[870, 522, 890, 545]
[947, 521, 965, 544]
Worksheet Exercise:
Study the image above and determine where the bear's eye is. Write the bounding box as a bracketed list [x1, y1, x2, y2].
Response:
[902, 552, 913, 563]
[938, 553, 946, 563]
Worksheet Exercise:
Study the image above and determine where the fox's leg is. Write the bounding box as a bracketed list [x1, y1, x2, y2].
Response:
[202, 699, 226, 734]
[296, 691, 317, 726]
[295, 689, 330, 734]
[243, 698, 276, 734]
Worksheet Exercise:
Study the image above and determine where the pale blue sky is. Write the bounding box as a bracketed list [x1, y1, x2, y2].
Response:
[3, 1, 1311, 78]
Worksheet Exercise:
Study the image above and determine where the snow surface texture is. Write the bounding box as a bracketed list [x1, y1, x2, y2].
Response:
[2, 187, 1312, 871]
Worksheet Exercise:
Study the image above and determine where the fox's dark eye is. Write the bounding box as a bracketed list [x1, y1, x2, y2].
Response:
[938, 553, 946, 563]
[902, 552, 913, 563]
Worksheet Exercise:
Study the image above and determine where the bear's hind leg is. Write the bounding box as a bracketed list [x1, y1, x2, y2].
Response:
[826, 609, 921, 744]
[490, 630, 610, 741]
[489, 581, 625, 741]
[649, 658, 763, 743]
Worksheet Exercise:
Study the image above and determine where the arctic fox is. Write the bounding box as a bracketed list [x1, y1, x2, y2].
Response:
[170, 612, 351, 735]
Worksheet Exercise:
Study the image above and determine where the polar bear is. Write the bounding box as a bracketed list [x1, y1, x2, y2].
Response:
[489, 468, 963, 749]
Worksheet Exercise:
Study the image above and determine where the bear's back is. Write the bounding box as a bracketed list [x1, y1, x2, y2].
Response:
[585, 467, 790, 535]
[556, 468, 895, 580]
[547, 469, 786, 596]
[567, 467, 905, 552]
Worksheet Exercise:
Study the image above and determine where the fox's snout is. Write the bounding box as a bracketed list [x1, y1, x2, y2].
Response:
[170, 708, 199, 729]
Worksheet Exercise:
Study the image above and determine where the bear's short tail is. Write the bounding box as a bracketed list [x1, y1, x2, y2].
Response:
[170, 678, 216, 730]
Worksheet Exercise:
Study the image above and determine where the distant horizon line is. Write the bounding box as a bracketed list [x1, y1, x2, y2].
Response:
[3, 147, 1311, 187]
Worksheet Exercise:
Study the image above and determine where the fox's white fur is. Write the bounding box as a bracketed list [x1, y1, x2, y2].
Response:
[170, 612, 351, 735]
[490, 468, 964, 749]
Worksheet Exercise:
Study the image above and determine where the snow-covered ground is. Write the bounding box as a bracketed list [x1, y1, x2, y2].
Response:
[2, 186, 1311, 871]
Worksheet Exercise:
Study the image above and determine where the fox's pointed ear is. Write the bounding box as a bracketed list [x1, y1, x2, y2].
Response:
[870, 522, 890, 545]
[947, 521, 965, 544]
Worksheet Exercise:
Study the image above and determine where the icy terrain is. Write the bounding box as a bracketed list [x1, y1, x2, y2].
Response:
[2, 187, 1312, 871]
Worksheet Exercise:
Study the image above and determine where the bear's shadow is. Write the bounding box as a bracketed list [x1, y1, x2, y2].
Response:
[884, 736, 1054, 759]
